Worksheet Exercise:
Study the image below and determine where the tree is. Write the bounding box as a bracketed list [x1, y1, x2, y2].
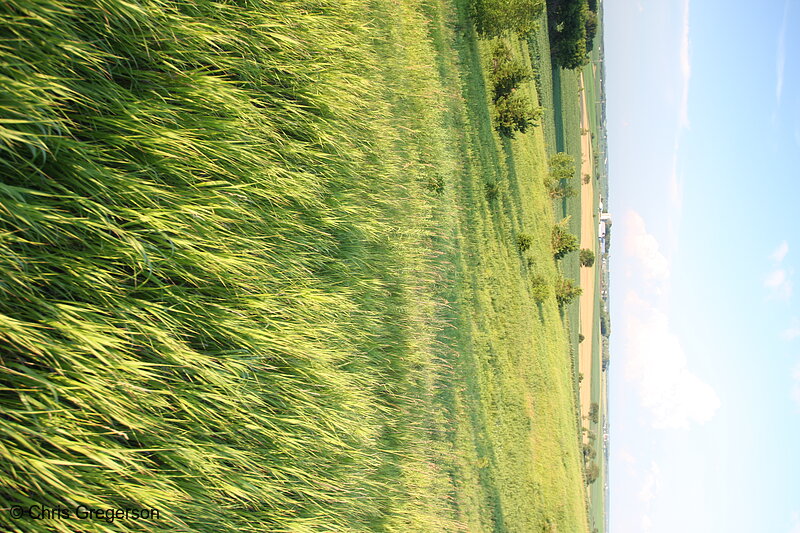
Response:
[490, 43, 531, 100]
[470, 0, 545, 37]
[546, 152, 577, 198]
[555, 277, 582, 305]
[552, 224, 579, 259]
[585, 462, 600, 484]
[546, 181, 577, 199]
[548, 152, 575, 180]
[494, 91, 542, 138]
[579, 248, 595, 267]
[588, 402, 599, 424]
[547, 0, 594, 69]
[530, 275, 549, 302]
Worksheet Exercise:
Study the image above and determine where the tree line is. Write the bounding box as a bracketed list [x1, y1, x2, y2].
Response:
[546, 0, 599, 69]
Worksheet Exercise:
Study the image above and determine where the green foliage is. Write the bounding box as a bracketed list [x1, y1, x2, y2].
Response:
[545, 152, 577, 198]
[555, 277, 582, 305]
[517, 233, 533, 252]
[585, 462, 600, 485]
[531, 275, 550, 302]
[491, 42, 532, 99]
[470, 0, 545, 37]
[494, 91, 543, 138]
[0, 1, 464, 531]
[486, 181, 500, 201]
[552, 224, 579, 259]
[600, 308, 611, 337]
[579, 248, 595, 267]
[0, 0, 592, 531]
[547, 0, 595, 69]
[588, 402, 599, 424]
[578, 333, 585, 342]
[549, 152, 577, 179]
[584, 10, 599, 51]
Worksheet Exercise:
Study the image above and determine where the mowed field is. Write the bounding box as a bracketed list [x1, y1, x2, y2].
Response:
[0, 1, 589, 532]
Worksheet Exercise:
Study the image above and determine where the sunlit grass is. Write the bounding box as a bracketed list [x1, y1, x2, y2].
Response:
[1, 0, 588, 531]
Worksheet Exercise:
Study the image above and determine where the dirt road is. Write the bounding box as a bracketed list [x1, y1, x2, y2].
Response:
[577, 72, 596, 430]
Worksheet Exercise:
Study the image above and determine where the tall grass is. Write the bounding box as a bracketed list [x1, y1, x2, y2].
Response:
[0, 0, 460, 531]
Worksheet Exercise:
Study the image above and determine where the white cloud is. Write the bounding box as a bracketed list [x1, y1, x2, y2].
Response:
[624, 292, 721, 429]
[783, 318, 800, 340]
[641, 514, 653, 533]
[638, 462, 661, 504]
[790, 511, 800, 533]
[777, 0, 791, 105]
[624, 211, 670, 288]
[679, 0, 691, 129]
[765, 268, 793, 300]
[772, 241, 790, 262]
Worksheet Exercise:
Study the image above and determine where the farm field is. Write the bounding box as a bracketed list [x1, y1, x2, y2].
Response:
[0, 0, 593, 532]
[527, 8, 611, 531]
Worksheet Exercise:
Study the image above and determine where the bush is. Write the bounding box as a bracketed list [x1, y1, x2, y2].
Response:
[548, 152, 575, 180]
[585, 462, 600, 485]
[517, 233, 533, 252]
[530, 275, 549, 302]
[588, 402, 599, 424]
[552, 224, 579, 259]
[600, 310, 610, 337]
[494, 91, 542, 138]
[545, 179, 577, 199]
[485, 181, 500, 201]
[555, 277, 582, 305]
[545, 152, 577, 198]
[579, 248, 595, 267]
[490, 43, 531, 100]
[578, 333, 585, 343]
[548, 0, 593, 69]
[470, 0, 545, 37]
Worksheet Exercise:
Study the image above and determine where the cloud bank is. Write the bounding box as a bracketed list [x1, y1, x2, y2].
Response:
[622, 211, 720, 429]
[624, 292, 721, 429]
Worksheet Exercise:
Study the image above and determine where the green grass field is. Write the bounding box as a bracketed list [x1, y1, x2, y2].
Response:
[0, 0, 590, 531]
[527, 12, 610, 532]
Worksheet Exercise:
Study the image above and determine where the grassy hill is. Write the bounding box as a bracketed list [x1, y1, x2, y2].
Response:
[0, 0, 588, 531]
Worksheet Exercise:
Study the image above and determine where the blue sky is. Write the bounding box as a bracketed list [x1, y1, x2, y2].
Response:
[606, 0, 800, 531]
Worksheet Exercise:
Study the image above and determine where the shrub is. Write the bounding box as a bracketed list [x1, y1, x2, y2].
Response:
[579, 248, 595, 267]
[530, 275, 549, 302]
[555, 277, 582, 305]
[517, 233, 533, 252]
[588, 402, 599, 424]
[485, 181, 500, 201]
[578, 333, 585, 343]
[545, 152, 577, 198]
[494, 91, 542, 138]
[585, 462, 600, 485]
[545, 179, 577, 199]
[490, 43, 531, 100]
[470, 0, 545, 37]
[552, 224, 579, 259]
[548, 152, 575, 180]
